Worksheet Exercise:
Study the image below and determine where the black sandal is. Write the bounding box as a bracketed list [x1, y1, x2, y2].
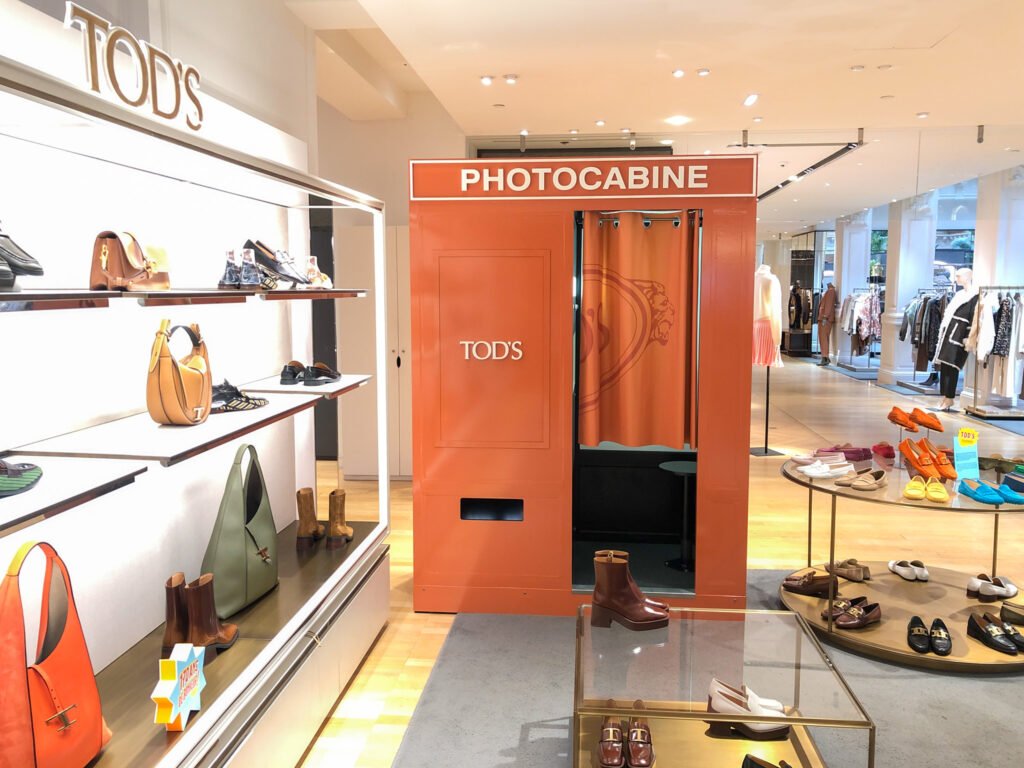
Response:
[0, 459, 43, 497]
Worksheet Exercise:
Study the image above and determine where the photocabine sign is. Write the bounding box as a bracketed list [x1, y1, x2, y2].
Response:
[410, 155, 757, 201]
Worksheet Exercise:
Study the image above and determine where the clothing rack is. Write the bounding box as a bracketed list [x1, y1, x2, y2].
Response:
[841, 286, 882, 370]
[967, 285, 1024, 420]
[906, 287, 951, 385]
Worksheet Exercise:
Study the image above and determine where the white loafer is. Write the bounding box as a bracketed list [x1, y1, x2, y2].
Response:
[888, 560, 918, 581]
[804, 463, 853, 478]
[708, 678, 785, 712]
[909, 559, 929, 581]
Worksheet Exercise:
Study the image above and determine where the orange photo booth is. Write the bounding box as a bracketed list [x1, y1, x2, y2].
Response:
[409, 155, 758, 615]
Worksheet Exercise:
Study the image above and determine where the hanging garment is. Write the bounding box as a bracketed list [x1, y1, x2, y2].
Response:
[993, 295, 1014, 357]
[578, 212, 692, 448]
[801, 288, 813, 328]
[899, 297, 919, 342]
[788, 288, 802, 330]
[752, 265, 784, 368]
[919, 297, 944, 372]
[936, 293, 980, 371]
[990, 295, 1021, 399]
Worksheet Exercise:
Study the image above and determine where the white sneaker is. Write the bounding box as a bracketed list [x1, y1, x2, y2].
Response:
[888, 560, 918, 581]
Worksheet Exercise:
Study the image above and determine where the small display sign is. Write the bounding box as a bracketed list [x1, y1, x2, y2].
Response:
[151, 643, 206, 731]
[954, 427, 980, 481]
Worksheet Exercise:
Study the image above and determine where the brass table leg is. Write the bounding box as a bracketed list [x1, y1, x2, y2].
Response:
[807, 485, 814, 568]
[827, 494, 837, 633]
[993, 510, 1001, 577]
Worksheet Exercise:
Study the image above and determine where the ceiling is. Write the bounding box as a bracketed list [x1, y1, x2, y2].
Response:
[289, 0, 1024, 239]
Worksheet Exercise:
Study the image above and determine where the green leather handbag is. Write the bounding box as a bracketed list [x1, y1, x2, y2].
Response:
[202, 444, 279, 619]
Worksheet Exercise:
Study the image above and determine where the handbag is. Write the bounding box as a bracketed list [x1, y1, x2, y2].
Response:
[89, 231, 170, 291]
[0, 542, 111, 768]
[146, 319, 212, 426]
[202, 444, 279, 619]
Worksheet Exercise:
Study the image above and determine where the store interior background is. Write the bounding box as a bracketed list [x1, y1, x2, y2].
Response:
[9, 0, 1024, 765]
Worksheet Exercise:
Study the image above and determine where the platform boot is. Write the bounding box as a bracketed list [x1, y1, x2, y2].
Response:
[593, 549, 668, 611]
[185, 574, 239, 663]
[295, 486, 325, 550]
[591, 553, 668, 631]
[327, 488, 354, 549]
[161, 572, 188, 658]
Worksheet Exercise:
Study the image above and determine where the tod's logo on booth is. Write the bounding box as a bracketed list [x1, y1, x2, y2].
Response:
[65, 2, 204, 131]
[459, 341, 523, 361]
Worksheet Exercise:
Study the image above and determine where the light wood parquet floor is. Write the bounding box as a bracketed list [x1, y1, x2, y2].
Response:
[300, 359, 1024, 767]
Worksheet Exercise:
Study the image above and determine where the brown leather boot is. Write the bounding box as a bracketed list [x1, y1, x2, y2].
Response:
[592, 553, 668, 631]
[327, 489, 354, 550]
[161, 572, 188, 658]
[594, 549, 669, 611]
[295, 487, 325, 550]
[185, 574, 239, 663]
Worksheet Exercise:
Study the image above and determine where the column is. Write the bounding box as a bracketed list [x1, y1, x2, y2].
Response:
[833, 209, 872, 361]
[878, 192, 937, 385]
[760, 237, 791, 291]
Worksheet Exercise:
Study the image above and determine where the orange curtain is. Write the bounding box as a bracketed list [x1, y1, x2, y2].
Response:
[578, 211, 691, 448]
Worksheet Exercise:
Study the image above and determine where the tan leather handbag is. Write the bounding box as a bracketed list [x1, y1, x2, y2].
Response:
[89, 231, 170, 291]
[146, 319, 212, 426]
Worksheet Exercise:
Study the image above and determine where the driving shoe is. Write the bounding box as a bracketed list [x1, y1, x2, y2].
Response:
[903, 475, 928, 500]
[591, 553, 669, 631]
[981, 479, 1024, 505]
[906, 615, 930, 654]
[900, 439, 940, 479]
[782, 571, 837, 597]
[850, 469, 887, 491]
[625, 701, 654, 768]
[910, 408, 943, 432]
[833, 601, 881, 629]
[825, 558, 871, 581]
[930, 618, 952, 656]
[888, 406, 918, 431]
[925, 477, 950, 503]
[597, 709, 625, 768]
[834, 467, 873, 487]
[821, 595, 868, 620]
[967, 612, 1018, 655]
[872, 441, 895, 467]
[917, 438, 957, 480]
[595, 550, 668, 610]
[959, 478, 1004, 506]
[983, 613, 1024, 651]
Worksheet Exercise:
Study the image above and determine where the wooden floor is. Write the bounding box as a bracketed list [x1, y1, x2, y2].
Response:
[300, 359, 1024, 767]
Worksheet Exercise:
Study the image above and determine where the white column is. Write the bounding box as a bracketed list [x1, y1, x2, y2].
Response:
[833, 210, 872, 360]
[878, 193, 937, 384]
[760, 238, 792, 291]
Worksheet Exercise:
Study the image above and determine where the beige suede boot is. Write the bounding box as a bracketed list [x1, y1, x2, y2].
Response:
[327, 488, 354, 549]
[295, 487, 325, 550]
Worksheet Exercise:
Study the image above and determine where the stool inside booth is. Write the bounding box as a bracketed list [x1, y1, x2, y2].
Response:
[409, 155, 757, 615]
[572, 210, 700, 595]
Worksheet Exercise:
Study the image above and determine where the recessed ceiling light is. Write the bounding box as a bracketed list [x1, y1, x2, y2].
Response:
[664, 114, 692, 126]
[872, 138, 881, 142]
[752, 116, 763, 123]
[703, 149, 711, 155]
[891, 198, 897, 203]
[480, 75, 493, 86]
[917, 111, 929, 119]
[660, 139, 674, 145]
[850, 64, 865, 72]
[620, 127, 631, 133]
[697, 67, 710, 76]
[881, 94, 895, 100]
[504, 74, 518, 85]
[877, 64, 893, 70]
[569, 128, 579, 134]
[519, 129, 529, 136]
[743, 94, 759, 107]
[595, 119, 605, 127]
[672, 69, 685, 78]
[824, 182, 831, 187]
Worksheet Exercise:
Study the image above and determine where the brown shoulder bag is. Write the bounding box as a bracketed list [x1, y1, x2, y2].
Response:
[89, 231, 170, 291]
[146, 319, 212, 426]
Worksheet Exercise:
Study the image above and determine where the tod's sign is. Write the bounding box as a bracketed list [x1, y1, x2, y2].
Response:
[65, 2, 204, 131]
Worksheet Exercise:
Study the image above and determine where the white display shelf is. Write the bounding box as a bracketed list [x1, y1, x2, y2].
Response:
[242, 373, 372, 399]
[15, 394, 321, 467]
[0, 287, 367, 312]
[0, 455, 147, 535]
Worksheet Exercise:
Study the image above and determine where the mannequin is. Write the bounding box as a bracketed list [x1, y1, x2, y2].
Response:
[788, 282, 802, 330]
[753, 264, 783, 367]
[934, 267, 979, 410]
[816, 282, 837, 366]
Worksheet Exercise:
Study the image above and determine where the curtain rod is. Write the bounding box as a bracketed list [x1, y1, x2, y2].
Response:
[979, 285, 1024, 291]
[598, 217, 681, 225]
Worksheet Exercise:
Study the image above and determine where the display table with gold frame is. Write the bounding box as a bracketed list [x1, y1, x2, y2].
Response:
[573, 605, 876, 768]
[778, 460, 1024, 671]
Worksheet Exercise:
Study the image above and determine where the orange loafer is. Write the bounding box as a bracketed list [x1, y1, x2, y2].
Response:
[918, 437, 957, 481]
[899, 437, 940, 479]
[910, 408, 944, 432]
[888, 406, 918, 432]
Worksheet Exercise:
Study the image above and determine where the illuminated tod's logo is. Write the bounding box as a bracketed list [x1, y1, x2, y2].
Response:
[65, 2, 204, 131]
[459, 341, 523, 361]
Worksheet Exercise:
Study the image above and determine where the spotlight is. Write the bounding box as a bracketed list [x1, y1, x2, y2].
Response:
[743, 94, 759, 107]
[480, 75, 493, 86]
[697, 67, 710, 76]
[504, 74, 518, 85]
[672, 69, 684, 78]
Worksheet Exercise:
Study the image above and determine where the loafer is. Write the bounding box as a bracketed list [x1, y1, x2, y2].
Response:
[1004, 472, 1024, 494]
[825, 558, 871, 582]
[247, 239, 311, 284]
[1001, 600, 1024, 625]
[802, 462, 854, 479]
[981, 480, 1024, 505]
[793, 454, 845, 466]
[708, 679, 784, 712]
[782, 571, 837, 597]
[625, 703, 654, 768]
[597, 711, 625, 768]
[742, 757, 793, 768]
[929, 618, 952, 656]
[279, 360, 306, 385]
[967, 612, 1018, 655]
[821, 595, 868, 620]
[872, 441, 895, 467]
[907, 615, 930, 653]
[900, 439, 940, 479]
[959, 479, 1004, 506]
[0, 227, 44, 276]
[888, 406, 918, 431]
[910, 408, 943, 432]
[967, 574, 1019, 601]
[909, 559, 929, 581]
[984, 613, 1024, 651]
[0, 254, 14, 290]
[888, 560, 919, 581]
[834, 467, 873, 487]
[903, 475, 928, 501]
[917, 438, 957, 480]
[304, 361, 341, 386]
[705, 690, 789, 740]
[834, 601, 881, 629]
[925, 477, 950, 503]
[850, 469, 887, 491]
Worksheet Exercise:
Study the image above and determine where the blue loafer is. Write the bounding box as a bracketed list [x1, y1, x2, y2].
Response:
[959, 479, 1004, 506]
[986, 480, 1024, 505]
[1004, 472, 1024, 494]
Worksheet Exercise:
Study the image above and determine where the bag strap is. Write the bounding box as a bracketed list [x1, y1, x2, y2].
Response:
[167, 324, 202, 347]
[28, 664, 76, 732]
[234, 446, 273, 562]
[233, 443, 257, 466]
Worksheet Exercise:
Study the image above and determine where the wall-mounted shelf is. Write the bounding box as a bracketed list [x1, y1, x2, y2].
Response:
[259, 288, 366, 300]
[0, 287, 368, 312]
[243, 373, 371, 400]
[16, 394, 321, 467]
[0, 455, 148, 537]
[134, 289, 257, 307]
[0, 288, 118, 311]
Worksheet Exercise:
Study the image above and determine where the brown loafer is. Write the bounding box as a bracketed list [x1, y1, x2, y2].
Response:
[820, 595, 868, 620]
[782, 572, 837, 597]
[598, 710, 625, 768]
[834, 602, 881, 629]
[625, 701, 654, 768]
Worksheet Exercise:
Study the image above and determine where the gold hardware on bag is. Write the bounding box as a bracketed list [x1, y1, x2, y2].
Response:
[100, 244, 108, 270]
[45, 704, 78, 732]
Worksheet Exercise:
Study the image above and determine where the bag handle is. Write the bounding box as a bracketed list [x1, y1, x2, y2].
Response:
[233, 445, 273, 563]
[95, 231, 151, 284]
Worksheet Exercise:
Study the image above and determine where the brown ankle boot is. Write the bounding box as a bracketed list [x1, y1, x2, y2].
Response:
[295, 487, 325, 550]
[594, 549, 669, 611]
[185, 574, 239, 663]
[591, 553, 668, 631]
[327, 489, 354, 549]
[161, 572, 188, 658]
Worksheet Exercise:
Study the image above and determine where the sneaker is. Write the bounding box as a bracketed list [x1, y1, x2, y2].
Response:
[218, 250, 242, 289]
[239, 248, 261, 287]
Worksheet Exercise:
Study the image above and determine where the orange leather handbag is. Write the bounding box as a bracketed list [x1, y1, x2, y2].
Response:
[146, 319, 212, 426]
[0, 542, 111, 768]
[89, 231, 170, 291]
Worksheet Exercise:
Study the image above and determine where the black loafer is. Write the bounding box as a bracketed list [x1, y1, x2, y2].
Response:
[907, 616, 931, 654]
[985, 613, 1024, 651]
[280, 360, 305, 385]
[0, 254, 14, 290]
[0, 229, 43, 276]
[304, 361, 341, 386]
[1001, 600, 1024, 625]
[967, 612, 1018, 655]
[929, 618, 952, 656]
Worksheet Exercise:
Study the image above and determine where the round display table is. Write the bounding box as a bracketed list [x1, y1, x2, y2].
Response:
[778, 459, 1024, 672]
